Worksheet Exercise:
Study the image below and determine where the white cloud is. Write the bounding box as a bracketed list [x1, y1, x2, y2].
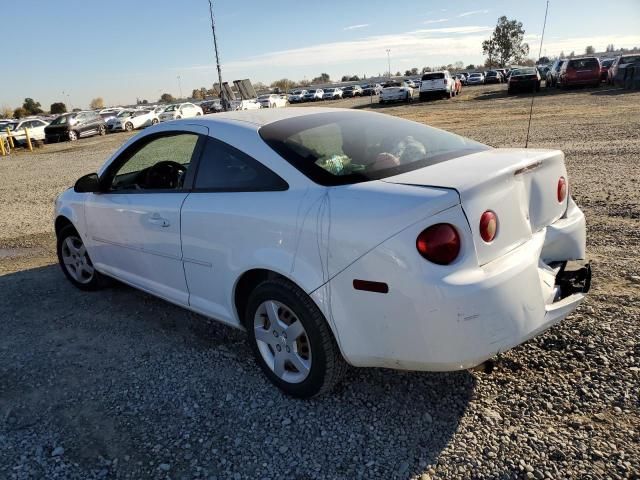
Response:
[458, 9, 489, 17]
[423, 18, 448, 25]
[343, 24, 369, 31]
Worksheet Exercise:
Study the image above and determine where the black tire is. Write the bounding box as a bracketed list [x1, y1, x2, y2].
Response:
[151, 118, 159, 125]
[68, 130, 78, 141]
[57, 225, 107, 291]
[125, 122, 134, 132]
[98, 124, 106, 136]
[245, 278, 348, 398]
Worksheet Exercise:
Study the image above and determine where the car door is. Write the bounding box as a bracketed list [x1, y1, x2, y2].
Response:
[180, 136, 289, 325]
[84, 126, 207, 305]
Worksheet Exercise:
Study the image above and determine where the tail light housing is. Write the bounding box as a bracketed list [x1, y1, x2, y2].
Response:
[557, 176, 567, 203]
[479, 211, 498, 243]
[416, 224, 460, 265]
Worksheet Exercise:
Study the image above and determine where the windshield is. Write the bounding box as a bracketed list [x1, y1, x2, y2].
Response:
[568, 58, 599, 69]
[164, 105, 179, 112]
[291, 90, 303, 95]
[117, 111, 134, 118]
[512, 68, 536, 76]
[50, 114, 72, 125]
[259, 111, 488, 186]
[4, 122, 18, 131]
[470, 73, 481, 77]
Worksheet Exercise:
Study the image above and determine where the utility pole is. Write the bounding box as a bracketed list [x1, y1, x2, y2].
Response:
[208, 0, 228, 111]
[386, 49, 391, 80]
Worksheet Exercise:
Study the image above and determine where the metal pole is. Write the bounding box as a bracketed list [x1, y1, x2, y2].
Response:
[386, 49, 391, 80]
[209, 0, 228, 111]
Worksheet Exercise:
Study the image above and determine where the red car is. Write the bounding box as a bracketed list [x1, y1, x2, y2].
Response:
[558, 57, 601, 88]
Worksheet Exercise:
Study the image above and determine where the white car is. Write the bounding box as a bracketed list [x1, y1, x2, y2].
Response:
[322, 88, 343, 100]
[466, 72, 485, 85]
[303, 89, 324, 102]
[230, 99, 262, 111]
[107, 110, 159, 132]
[288, 90, 307, 103]
[379, 82, 414, 103]
[54, 108, 589, 398]
[1, 118, 49, 144]
[257, 94, 288, 108]
[419, 70, 455, 100]
[158, 103, 203, 122]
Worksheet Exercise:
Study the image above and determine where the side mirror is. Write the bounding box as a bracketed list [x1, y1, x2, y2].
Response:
[74, 173, 101, 193]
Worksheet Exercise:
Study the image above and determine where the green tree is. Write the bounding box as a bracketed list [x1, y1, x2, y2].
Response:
[465, 64, 475, 70]
[404, 70, 412, 76]
[410, 67, 419, 75]
[50, 102, 67, 114]
[191, 89, 204, 100]
[1, 105, 13, 118]
[312, 73, 330, 83]
[484, 16, 530, 67]
[160, 93, 175, 103]
[605, 44, 615, 53]
[89, 97, 104, 110]
[421, 66, 432, 74]
[394, 71, 401, 77]
[22, 98, 43, 115]
[270, 78, 294, 92]
[585, 45, 595, 55]
[13, 107, 27, 118]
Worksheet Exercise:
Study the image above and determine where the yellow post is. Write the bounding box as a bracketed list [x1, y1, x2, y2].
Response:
[24, 127, 33, 152]
[5, 127, 14, 148]
[0, 137, 6, 156]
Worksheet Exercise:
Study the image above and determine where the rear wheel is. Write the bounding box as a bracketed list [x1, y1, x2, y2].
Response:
[98, 124, 106, 136]
[246, 279, 347, 398]
[68, 130, 78, 141]
[125, 122, 134, 132]
[151, 118, 159, 125]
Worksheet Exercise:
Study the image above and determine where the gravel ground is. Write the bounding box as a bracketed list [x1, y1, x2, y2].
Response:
[0, 84, 639, 479]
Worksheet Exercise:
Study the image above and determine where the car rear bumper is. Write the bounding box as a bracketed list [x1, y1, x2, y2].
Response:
[312, 199, 588, 371]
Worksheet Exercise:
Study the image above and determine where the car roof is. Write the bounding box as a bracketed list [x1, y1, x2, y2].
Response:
[197, 107, 351, 128]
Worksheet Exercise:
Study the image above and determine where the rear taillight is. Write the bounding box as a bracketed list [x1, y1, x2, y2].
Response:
[443, 78, 448, 85]
[416, 224, 460, 265]
[557, 177, 567, 203]
[479, 211, 498, 243]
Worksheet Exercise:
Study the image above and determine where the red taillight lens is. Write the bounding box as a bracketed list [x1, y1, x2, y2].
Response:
[557, 176, 567, 203]
[479, 211, 498, 243]
[416, 224, 460, 265]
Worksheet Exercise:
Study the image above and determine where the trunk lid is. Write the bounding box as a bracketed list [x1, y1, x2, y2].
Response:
[421, 73, 447, 91]
[383, 149, 569, 265]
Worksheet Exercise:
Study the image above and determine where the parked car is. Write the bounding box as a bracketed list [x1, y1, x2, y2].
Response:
[607, 54, 640, 85]
[257, 94, 288, 108]
[546, 59, 565, 88]
[361, 84, 382, 96]
[507, 67, 542, 94]
[1, 118, 49, 145]
[230, 99, 262, 110]
[45, 111, 106, 142]
[558, 57, 601, 88]
[599, 58, 615, 81]
[199, 100, 223, 114]
[108, 109, 159, 132]
[484, 70, 502, 84]
[379, 82, 413, 103]
[466, 72, 485, 85]
[303, 89, 324, 102]
[158, 103, 203, 122]
[55, 108, 590, 398]
[321, 88, 343, 100]
[288, 90, 307, 103]
[342, 85, 363, 97]
[495, 69, 508, 80]
[455, 73, 467, 86]
[419, 71, 455, 100]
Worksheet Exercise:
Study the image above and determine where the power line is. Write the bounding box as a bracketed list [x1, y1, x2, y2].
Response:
[525, 0, 549, 148]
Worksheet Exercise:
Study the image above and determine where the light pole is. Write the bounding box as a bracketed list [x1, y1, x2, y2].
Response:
[386, 49, 391, 80]
[208, 0, 228, 111]
[177, 75, 183, 99]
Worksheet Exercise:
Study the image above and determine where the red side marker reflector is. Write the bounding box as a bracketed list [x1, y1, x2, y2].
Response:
[353, 279, 389, 294]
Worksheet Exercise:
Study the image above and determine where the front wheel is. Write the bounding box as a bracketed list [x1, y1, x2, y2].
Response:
[57, 225, 106, 291]
[68, 130, 78, 141]
[125, 122, 134, 132]
[246, 279, 347, 398]
[98, 125, 106, 136]
[151, 118, 159, 125]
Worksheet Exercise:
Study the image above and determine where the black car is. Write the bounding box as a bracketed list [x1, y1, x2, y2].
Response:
[45, 111, 106, 142]
[508, 67, 541, 94]
[484, 70, 502, 84]
[342, 85, 363, 97]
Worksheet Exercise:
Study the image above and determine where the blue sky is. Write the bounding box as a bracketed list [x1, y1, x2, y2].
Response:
[2, 0, 639, 109]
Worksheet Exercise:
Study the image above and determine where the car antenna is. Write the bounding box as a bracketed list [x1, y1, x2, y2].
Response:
[525, 0, 550, 148]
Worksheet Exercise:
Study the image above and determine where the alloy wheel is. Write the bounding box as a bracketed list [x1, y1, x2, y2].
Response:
[60, 236, 94, 284]
[253, 300, 312, 383]
[68, 130, 77, 141]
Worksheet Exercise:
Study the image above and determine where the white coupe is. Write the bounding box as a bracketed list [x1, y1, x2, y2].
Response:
[107, 109, 159, 132]
[54, 108, 590, 398]
[158, 103, 203, 122]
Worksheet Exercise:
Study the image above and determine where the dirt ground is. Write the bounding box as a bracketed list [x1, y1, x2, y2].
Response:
[1, 84, 639, 479]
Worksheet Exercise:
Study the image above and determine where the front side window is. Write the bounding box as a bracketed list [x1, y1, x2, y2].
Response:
[259, 111, 488, 186]
[110, 133, 199, 191]
[194, 137, 287, 191]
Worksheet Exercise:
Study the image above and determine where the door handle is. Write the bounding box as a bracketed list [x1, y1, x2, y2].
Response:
[148, 213, 170, 227]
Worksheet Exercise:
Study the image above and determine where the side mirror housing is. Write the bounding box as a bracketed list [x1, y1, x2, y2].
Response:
[74, 173, 101, 193]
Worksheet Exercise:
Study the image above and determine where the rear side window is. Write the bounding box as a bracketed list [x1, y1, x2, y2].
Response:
[259, 110, 488, 186]
[422, 73, 445, 80]
[194, 137, 287, 191]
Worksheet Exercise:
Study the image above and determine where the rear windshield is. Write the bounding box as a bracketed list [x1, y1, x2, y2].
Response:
[50, 114, 73, 125]
[259, 111, 488, 186]
[568, 58, 599, 69]
[620, 55, 640, 64]
[422, 73, 445, 80]
[601, 59, 614, 67]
